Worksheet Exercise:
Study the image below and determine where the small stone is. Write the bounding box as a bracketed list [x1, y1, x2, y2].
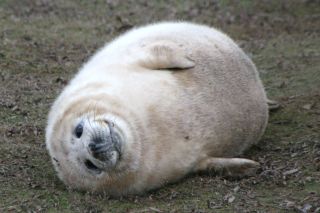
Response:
[233, 186, 240, 193]
[301, 203, 312, 213]
[228, 195, 235, 203]
[302, 103, 313, 110]
[149, 207, 162, 212]
[11, 105, 19, 111]
[224, 194, 236, 203]
[283, 168, 299, 176]
[7, 206, 18, 211]
[305, 176, 312, 182]
[284, 200, 295, 208]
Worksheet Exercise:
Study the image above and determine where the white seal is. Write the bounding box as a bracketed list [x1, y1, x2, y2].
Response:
[46, 22, 268, 196]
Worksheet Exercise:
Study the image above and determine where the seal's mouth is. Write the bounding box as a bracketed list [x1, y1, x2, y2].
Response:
[84, 159, 102, 174]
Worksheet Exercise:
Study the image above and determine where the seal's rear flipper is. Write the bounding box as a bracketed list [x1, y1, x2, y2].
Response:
[194, 157, 260, 177]
[137, 40, 195, 70]
[267, 99, 280, 111]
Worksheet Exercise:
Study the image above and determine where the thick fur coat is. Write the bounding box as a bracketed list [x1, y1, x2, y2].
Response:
[46, 22, 268, 196]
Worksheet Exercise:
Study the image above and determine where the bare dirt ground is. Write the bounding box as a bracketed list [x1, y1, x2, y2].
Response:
[0, 0, 319, 212]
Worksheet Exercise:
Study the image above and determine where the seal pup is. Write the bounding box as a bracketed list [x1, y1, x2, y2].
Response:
[46, 22, 269, 196]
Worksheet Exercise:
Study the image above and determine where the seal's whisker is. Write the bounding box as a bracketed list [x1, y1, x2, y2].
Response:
[87, 118, 96, 139]
[93, 102, 99, 122]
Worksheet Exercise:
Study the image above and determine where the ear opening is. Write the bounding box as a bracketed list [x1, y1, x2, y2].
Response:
[137, 41, 195, 70]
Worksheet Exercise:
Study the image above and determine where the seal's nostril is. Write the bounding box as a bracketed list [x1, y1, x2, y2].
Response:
[93, 136, 104, 144]
[89, 142, 107, 152]
[88, 143, 96, 152]
[88, 142, 112, 161]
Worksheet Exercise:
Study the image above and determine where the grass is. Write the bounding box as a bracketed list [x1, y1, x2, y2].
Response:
[0, 0, 319, 212]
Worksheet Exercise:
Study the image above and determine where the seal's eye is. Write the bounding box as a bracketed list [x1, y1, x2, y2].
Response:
[74, 123, 83, 138]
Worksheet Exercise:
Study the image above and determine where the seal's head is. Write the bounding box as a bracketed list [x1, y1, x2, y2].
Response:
[72, 117, 122, 173]
[46, 107, 131, 191]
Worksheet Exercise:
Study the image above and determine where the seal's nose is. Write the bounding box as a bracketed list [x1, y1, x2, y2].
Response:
[88, 120, 121, 162]
[89, 141, 112, 161]
[89, 142, 107, 153]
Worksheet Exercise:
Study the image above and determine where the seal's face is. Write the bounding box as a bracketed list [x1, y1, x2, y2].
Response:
[73, 117, 122, 174]
[47, 113, 124, 190]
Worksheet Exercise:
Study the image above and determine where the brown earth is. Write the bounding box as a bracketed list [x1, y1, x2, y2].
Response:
[0, 0, 319, 212]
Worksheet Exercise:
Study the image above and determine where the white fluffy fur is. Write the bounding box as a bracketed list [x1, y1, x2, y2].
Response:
[46, 22, 268, 196]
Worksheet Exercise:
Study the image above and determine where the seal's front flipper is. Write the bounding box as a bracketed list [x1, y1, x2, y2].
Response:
[137, 40, 195, 70]
[194, 157, 259, 177]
